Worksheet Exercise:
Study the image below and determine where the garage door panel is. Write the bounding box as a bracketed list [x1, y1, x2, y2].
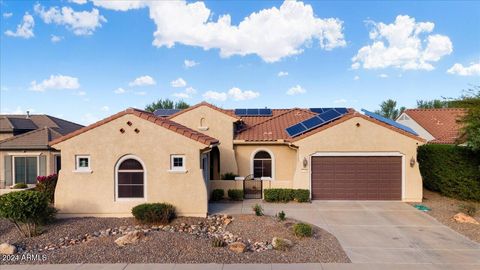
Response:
[311, 156, 402, 200]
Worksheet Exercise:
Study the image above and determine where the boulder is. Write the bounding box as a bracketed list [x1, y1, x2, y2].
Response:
[272, 237, 293, 251]
[114, 230, 145, 247]
[228, 241, 247, 253]
[453, 213, 479, 225]
[0, 243, 16, 255]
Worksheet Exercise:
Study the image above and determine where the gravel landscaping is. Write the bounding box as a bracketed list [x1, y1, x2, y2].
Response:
[0, 214, 350, 264]
[411, 189, 480, 243]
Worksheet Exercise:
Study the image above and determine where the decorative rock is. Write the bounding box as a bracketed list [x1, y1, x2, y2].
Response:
[453, 213, 480, 225]
[272, 237, 293, 251]
[114, 230, 145, 247]
[0, 243, 16, 255]
[228, 242, 247, 253]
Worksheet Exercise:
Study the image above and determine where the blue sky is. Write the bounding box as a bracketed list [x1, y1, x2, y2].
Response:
[1, 0, 479, 125]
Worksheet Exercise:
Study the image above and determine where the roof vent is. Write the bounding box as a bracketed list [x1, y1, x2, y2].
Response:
[26, 111, 30, 119]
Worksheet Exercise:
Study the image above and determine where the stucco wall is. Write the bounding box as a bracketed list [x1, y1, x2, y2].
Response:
[293, 116, 424, 202]
[170, 106, 238, 175]
[53, 114, 209, 217]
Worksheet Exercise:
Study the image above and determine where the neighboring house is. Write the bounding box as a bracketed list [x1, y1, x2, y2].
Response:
[396, 108, 466, 144]
[51, 102, 425, 218]
[0, 113, 83, 189]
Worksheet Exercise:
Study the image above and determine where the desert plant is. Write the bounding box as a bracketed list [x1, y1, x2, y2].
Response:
[228, 189, 243, 201]
[252, 204, 263, 216]
[276, 210, 286, 221]
[458, 203, 478, 216]
[36, 174, 58, 203]
[131, 203, 176, 224]
[13, 183, 28, 189]
[0, 190, 56, 237]
[211, 189, 225, 201]
[211, 238, 225, 247]
[293, 223, 312, 237]
[221, 172, 238, 180]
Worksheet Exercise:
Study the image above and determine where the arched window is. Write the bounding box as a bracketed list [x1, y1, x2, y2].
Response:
[116, 157, 144, 198]
[253, 150, 272, 178]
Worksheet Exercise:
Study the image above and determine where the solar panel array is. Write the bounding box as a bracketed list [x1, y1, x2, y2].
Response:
[361, 109, 419, 136]
[310, 108, 348, 114]
[286, 108, 348, 137]
[235, 108, 272, 116]
[153, 109, 182, 117]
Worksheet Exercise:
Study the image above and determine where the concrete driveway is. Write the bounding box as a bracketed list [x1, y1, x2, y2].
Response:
[209, 200, 480, 266]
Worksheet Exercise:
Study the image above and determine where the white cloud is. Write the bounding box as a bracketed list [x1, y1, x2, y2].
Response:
[286, 85, 306, 95]
[334, 99, 347, 104]
[185, 87, 197, 94]
[203, 91, 227, 101]
[94, 0, 345, 62]
[51, 35, 63, 43]
[447, 62, 480, 76]
[1, 106, 36, 115]
[227, 87, 260, 101]
[34, 4, 106, 36]
[114, 87, 126, 94]
[353, 75, 360, 80]
[30, 75, 80, 92]
[81, 113, 99, 125]
[100, 105, 110, 112]
[170, 78, 187, 88]
[4, 12, 34, 39]
[129, 75, 156, 86]
[278, 71, 289, 77]
[69, 0, 88, 4]
[379, 73, 389, 78]
[134, 91, 147, 96]
[3, 13, 13, 18]
[173, 86, 197, 99]
[172, 92, 190, 99]
[184, 59, 199, 68]
[352, 15, 453, 70]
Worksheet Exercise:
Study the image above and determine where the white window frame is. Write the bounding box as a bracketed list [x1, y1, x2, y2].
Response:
[75, 155, 91, 173]
[169, 155, 186, 173]
[115, 155, 147, 201]
[12, 155, 39, 185]
[250, 148, 275, 180]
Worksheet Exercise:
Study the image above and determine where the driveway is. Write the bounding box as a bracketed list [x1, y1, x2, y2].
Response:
[209, 200, 480, 266]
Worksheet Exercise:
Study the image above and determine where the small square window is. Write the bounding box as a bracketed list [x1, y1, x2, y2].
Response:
[76, 155, 91, 171]
[170, 155, 185, 171]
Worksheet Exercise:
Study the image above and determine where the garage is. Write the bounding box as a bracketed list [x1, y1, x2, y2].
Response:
[311, 155, 402, 200]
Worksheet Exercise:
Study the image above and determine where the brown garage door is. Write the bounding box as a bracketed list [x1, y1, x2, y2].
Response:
[311, 156, 402, 200]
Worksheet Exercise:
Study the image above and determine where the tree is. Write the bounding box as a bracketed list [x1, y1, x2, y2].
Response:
[416, 99, 449, 109]
[450, 86, 480, 151]
[375, 99, 405, 120]
[145, 99, 190, 112]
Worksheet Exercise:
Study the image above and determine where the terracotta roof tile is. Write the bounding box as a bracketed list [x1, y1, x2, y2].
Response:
[403, 108, 466, 144]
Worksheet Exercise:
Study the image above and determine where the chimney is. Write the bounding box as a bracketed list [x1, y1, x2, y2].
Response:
[26, 111, 30, 119]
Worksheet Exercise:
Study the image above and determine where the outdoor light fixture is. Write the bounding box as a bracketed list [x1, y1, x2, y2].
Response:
[303, 157, 308, 168]
[410, 157, 416, 167]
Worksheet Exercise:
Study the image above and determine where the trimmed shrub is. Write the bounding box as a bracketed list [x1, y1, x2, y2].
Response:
[131, 203, 176, 224]
[36, 174, 58, 203]
[221, 172, 238, 180]
[211, 189, 225, 201]
[228, 189, 243, 201]
[293, 223, 312, 237]
[13, 183, 28, 189]
[264, 189, 310, 203]
[0, 190, 56, 237]
[417, 144, 480, 201]
[252, 204, 263, 216]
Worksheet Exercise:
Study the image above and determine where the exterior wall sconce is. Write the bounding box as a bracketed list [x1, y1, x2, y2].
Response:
[410, 157, 416, 167]
[303, 157, 308, 168]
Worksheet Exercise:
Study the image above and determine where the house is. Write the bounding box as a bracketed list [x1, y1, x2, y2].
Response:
[396, 108, 466, 144]
[50, 102, 425, 218]
[0, 113, 83, 190]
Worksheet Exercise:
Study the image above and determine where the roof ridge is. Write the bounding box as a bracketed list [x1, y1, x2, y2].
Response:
[45, 114, 83, 129]
[239, 108, 314, 133]
[0, 127, 48, 145]
[405, 108, 466, 111]
[167, 102, 239, 120]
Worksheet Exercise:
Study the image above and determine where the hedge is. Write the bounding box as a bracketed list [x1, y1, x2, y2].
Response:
[131, 203, 176, 224]
[264, 189, 310, 203]
[227, 189, 243, 201]
[417, 144, 480, 201]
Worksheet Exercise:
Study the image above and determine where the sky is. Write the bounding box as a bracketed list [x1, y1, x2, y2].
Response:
[1, 0, 479, 125]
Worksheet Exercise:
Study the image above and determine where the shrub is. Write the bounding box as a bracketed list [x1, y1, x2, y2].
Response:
[221, 172, 238, 180]
[211, 189, 225, 201]
[36, 174, 58, 203]
[228, 189, 243, 201]
[264, 189, 310, 203]
[293, 189, 310, 202]
[276, 210, 286, 221]
[252, 204, 263, 216]
[131, 203, 176, 224]
[293, 223, 312, 237]
[458, 203, 478, 216]
[417, 145, 480, 201]
[0, 190, 56, 237]
[13, 183, 28, 189]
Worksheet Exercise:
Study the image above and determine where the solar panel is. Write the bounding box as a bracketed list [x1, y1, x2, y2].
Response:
[235, 109, 247, 115]
[247, 109, 259, 115]
[361, 109, 418, 136]
[319, 108, 342, 122]
[235, 108, 272, 116]
[286, 123, 307, 137]
[303, 116, 325, 129]
[153, 109, 182, 117]
[310, 107, 349, 114]
[259, 108, 272, 115]
[333, 108, 348, 114]
[286, 108, 348, 137]
[310, 108, 329, 114]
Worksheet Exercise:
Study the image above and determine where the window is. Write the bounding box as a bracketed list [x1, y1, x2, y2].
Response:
[75, 155, 91, 171]
[54, 155, 61, 173]
[14, 156, 38, 184]
[117, 158, 144, 199]
[170, 155, 185, 171]
[253, 150, 272, 179]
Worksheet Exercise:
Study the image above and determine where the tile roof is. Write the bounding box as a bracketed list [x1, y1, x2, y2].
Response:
[50, 108, 219, 146]
[403, 108, 466, 144]
[232, 109, 292, 128]
[0, 127, 65, 149]
[168, 102, 239, 120]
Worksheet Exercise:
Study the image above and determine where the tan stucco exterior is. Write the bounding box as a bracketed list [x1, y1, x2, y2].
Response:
[52, 114, 210, 217]
[170, 105, 239, 175]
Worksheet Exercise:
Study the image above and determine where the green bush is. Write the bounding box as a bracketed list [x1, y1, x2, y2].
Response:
[276, 210, 286, 221]
[36, 174, 58, 203]
[131, 203, 176, 224]
[211, 189, 225, 201]
[221, 172, 238, 180]
[264, 189, 310, 203]
[0, 190, 56, 237]
[13, 183, 28, 189]
[227, 189, 243, 201]
[252, 204, 263, 216]
[293, 223, 312, 237]
[417, 144, 480, 201]
[458, 203, 478, 216]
